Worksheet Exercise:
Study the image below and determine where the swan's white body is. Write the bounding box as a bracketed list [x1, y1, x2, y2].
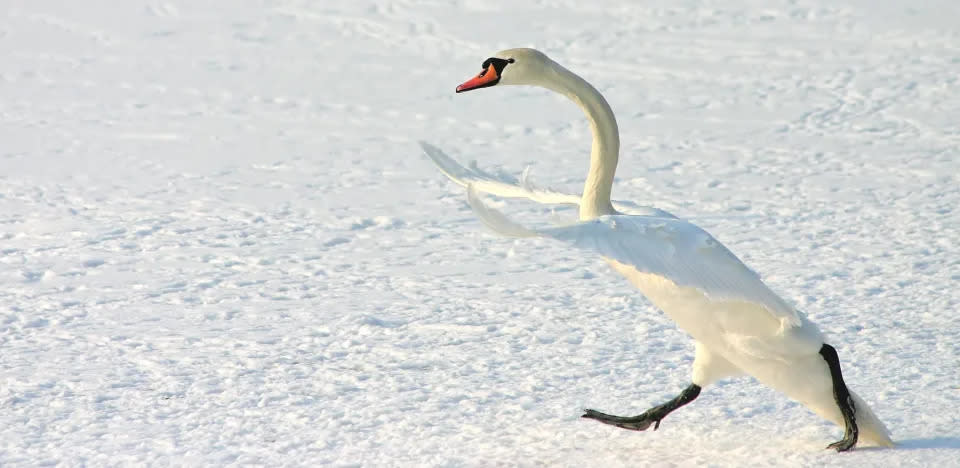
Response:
[425, 48, 893, 447]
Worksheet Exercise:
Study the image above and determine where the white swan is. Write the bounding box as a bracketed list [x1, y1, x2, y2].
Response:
[424, 48, 893, 450]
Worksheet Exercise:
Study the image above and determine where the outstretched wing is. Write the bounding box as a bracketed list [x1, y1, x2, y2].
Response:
[466, 186, 802, 329]
[421, 141, 676, 218]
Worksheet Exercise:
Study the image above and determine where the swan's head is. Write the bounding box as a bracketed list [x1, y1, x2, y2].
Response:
[455, 48, 553, 93]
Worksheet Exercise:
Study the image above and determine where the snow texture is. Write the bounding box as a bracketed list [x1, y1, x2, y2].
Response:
[1, 0, 958, 466]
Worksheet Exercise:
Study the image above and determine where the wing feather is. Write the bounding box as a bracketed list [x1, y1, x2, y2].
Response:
[421, 141, 676, 218]
[467, 186, 802, 328]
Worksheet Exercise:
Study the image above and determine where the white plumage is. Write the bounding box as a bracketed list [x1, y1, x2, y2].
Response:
[422, 141, 676, 219]
[426, 47, 893, 449]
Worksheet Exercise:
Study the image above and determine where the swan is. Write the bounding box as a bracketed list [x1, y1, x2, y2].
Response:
[422, 48, 894, 451]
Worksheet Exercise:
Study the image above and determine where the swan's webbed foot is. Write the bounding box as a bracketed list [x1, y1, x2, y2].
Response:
[582, 384, 701, 432]
[826, 432, 858, 452]
[582, 408, 665, 431]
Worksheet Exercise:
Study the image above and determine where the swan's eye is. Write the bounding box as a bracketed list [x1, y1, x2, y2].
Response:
[507, 58, 515, 63]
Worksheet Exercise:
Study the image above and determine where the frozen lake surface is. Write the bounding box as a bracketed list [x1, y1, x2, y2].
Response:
[1, 0, 958, 465]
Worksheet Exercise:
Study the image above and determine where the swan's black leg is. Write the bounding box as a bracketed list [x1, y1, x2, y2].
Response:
[819, 343, 858, 452]
[582, 384, 701, 431]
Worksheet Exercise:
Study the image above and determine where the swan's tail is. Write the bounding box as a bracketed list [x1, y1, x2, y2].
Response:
[851, 391, 895, 447]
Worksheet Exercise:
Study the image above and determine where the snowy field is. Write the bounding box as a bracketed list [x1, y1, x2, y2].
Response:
[2, 0, 959, 466]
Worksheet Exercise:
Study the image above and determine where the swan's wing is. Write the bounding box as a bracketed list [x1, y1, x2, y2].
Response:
[420, 141, 676, 218]
[615, 201, 678, 218]
[466, 186, 802, 329]
[421, 141, 580, 205]
[541, 216, 802, 328]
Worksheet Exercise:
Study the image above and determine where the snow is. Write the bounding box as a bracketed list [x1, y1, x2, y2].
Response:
[1, 0, 958, 466]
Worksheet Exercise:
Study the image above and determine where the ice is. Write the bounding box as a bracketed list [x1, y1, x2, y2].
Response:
[1, 0, 958, 466]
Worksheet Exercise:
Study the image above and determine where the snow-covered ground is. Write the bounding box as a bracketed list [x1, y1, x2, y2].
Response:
[2, 0, 958, 466]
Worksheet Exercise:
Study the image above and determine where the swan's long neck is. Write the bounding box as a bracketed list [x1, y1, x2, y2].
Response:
[541, 62, 620, 220]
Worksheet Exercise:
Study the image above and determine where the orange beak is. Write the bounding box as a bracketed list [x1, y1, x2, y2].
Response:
[456, 64, 499, 93]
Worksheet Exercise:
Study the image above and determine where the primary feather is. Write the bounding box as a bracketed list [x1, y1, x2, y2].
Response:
[422, 141, 676, 218]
